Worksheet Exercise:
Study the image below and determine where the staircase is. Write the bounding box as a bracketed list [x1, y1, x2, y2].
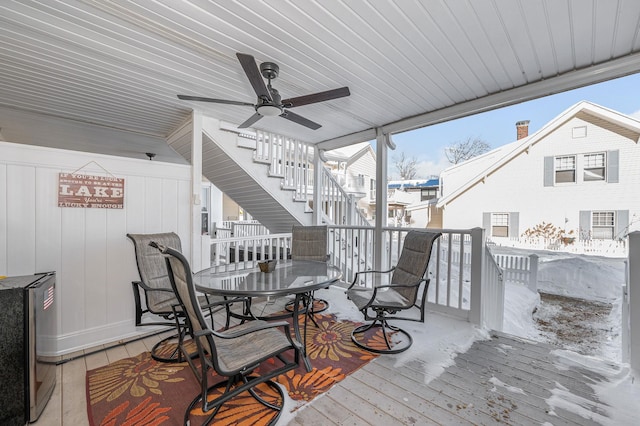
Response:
[168, 117, 370, 233]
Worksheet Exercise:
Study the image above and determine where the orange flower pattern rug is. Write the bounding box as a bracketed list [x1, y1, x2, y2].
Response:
[86, 313, 382, 425]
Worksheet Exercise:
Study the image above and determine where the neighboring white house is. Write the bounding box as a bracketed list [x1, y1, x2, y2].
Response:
[437, 101, 640, 242]
[387, 178, 442, 228]
[323, 142, 377, 222]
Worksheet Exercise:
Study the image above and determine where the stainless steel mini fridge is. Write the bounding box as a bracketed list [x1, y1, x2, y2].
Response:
[0, 272, 57, 425]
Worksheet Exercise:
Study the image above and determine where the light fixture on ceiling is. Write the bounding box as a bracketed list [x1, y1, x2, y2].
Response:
[256, 104, 282, 116]
[145, 152, 156, 160]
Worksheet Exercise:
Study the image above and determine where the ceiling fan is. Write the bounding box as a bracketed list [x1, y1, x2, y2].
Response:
[178, 53, 350, 130]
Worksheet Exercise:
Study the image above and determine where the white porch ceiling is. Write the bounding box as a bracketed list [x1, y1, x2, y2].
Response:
[1, 0, 640, 157]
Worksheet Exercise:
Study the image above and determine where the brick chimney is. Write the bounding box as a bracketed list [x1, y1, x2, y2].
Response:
[516, 120, 530, 140]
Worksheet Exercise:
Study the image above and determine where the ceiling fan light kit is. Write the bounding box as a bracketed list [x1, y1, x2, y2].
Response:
[256, 104, 282, 116]
[178, 53, 350, 130]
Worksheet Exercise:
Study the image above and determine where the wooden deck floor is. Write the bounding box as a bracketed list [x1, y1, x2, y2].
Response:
[34, 302, 614, 426]
[290, 330, 612, 426]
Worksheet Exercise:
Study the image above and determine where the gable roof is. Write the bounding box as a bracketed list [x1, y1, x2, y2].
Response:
[323, 142, 375, 163]
[436, 101, 640, 208]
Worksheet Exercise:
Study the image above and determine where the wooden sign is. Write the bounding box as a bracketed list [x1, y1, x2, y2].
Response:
[58, 173, 124, 209]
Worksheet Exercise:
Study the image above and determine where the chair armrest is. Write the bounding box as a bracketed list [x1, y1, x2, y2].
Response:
[211, 320, 291, 339]
[353, 278, 426, 310]
[194, 321, 304, 351]
[132, 280, 174, 294]
[346, 267, 395, 290]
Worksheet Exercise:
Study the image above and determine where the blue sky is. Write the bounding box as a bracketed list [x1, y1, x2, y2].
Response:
[387, 72, 640, 179]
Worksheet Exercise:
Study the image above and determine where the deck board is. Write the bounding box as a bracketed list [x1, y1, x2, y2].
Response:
[32, 311, 616, 425]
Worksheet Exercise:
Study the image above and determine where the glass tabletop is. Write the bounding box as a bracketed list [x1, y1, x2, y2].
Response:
[193, 260, 342, 297]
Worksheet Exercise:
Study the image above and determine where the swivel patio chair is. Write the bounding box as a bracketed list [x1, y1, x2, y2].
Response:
[285, 225, 330, 318]
[346, 230, 441, 354]
[127, 232, 236, 362]
[154, 243, 303, 426]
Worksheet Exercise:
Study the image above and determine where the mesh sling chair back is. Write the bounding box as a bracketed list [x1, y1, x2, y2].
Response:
[287, 225, 330, 317]
[154, 243, 302, 426]
[346, 230, 441, 354]
[127, 232, 233, 362]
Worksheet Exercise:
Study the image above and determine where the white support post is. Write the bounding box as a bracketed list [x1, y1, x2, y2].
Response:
[313, 148, 322, 225]
[469, 227, 485, 325]
[374, 129, 388, 270]
[190, 111, 203, 271]
[628, 231, 640, 371]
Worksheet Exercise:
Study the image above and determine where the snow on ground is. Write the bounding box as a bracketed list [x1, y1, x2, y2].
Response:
[311, 246, 639, 425]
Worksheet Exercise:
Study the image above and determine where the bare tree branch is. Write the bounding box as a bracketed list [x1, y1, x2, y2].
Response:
[392, 152, 417, 180]
[444, 137, 491, 164]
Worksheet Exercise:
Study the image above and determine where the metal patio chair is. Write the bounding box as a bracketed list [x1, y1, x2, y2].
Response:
[155, 243, 302, 426]
[285, 225, 330, 318]
[127, 232, 236, 362]
[346, 230, 441, 354]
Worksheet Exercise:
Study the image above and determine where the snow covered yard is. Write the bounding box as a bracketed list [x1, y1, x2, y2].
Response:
[491, 245, 626, 362]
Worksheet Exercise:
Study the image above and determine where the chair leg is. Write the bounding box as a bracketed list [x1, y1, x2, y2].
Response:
[150, 329, 186, 363]
[351, 316, 413, 354]
[185, 376, 285, 426]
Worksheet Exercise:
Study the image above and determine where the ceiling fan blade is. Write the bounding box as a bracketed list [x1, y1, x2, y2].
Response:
[282, 87, 350, 108]
[177, 95, 254, 106]
[280, 110, 322, 130]
[238, 112, 263, 129]
[236, 53, 272, 102]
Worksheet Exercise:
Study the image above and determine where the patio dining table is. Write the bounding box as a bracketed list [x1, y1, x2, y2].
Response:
[193, 260, 342, 371]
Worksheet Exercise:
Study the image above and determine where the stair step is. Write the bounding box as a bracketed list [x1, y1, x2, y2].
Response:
[253, 157, 271, 165]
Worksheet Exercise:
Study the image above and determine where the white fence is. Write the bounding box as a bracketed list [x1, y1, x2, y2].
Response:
[490, 236, 627, 257]
[492, 253, 538, 292]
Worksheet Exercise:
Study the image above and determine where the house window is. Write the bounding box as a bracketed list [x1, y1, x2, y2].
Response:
[555, 155, 576, 183]
[355, 174, 365, 187]
[421, 188, 437, 201]
[491, 213, 509, 237]
[592, 211, 614, 239]
[583, 153, 605, 181]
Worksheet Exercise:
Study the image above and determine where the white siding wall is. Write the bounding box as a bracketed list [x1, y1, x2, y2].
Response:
[347, 149, 376, 192]
[442, 116, 640, 236]
[0, 142, 192, 355]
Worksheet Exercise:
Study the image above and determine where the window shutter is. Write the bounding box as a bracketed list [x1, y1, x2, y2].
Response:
[607, 150, 619, 183]
[543, 156, 554, 187]
[579, 210, 591, 240]
[615, 210, 629, 239]
[509, 212, 519, 239]
[483, 212, 491, 234]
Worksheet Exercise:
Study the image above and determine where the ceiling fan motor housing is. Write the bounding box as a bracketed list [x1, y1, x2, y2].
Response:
[260, 62, 279, 80]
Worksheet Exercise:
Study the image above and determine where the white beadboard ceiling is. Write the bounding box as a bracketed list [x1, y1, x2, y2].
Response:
[1, 0, 640, 157]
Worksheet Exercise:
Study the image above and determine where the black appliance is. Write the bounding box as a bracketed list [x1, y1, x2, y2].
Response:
[0, 272, 57, 425]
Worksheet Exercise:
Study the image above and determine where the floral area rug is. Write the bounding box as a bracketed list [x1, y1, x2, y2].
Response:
[86, 313, 381, 425]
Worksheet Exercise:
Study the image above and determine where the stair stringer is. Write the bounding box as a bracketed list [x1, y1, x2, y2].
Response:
[170, 117, 313, 234]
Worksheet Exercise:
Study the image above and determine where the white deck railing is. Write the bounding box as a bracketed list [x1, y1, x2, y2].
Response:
[209, 233, 291, 272]
[626, 231, 640, 371]
[208, 226, 506, 330]
[483, 245, 505, 331]
[214, 221, 269, 239]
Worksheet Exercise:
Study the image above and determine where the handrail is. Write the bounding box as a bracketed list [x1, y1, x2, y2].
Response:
[320, 167, 371, 227]
[254, 129, 370, 227]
